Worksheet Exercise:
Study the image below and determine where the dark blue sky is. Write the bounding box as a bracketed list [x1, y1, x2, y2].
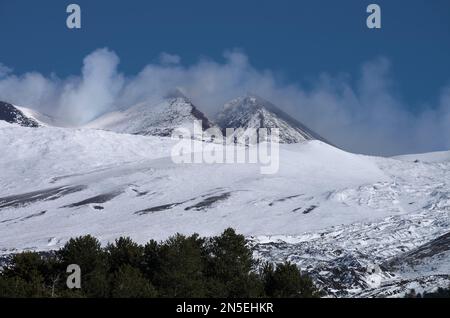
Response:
[0, 0, 449, 110]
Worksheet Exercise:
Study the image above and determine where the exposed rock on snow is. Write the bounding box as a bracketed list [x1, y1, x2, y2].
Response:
[85, 94, 213, 137]
[0, 101, 40, 127]
[216, 95, 329, 144]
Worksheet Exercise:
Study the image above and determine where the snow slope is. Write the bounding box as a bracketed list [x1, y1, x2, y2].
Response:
[395, 151, 450, 163]
[0, 124, 388, 245]
[0, 123, 178, 196]
[251, 155, 450, 297]
[0, 123, 449, 297]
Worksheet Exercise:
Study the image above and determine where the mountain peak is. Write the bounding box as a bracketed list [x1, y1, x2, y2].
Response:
[0, 101, 40, 128]
[164, 88, 190, 101]
[86, 94, 212, 137]
[217, 95, 329, 144]
[223, 94, 265, 111]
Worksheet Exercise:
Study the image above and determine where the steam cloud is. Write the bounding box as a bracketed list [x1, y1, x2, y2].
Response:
[0, 48, 449, 156]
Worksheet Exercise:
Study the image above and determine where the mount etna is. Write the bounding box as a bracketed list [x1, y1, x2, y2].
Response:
[0, 94, 449, 297]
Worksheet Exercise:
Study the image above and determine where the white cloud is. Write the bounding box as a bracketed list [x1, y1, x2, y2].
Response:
[0, 63, 12, 78]
[0, 48, 449, 155]
[59, 48, 124, 124]
[159, 52, 181, 65]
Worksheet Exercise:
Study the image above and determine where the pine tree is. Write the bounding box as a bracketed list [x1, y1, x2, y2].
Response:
[1, 252, 47, 297]
[423, 286, 450, 298]
[58, 235, 109, 297]
[58, 235, 105, 273]
[142, 239, 161, 282]
[0, 229, 325, 298]
[111, 265, 157, 298]
[0, 276, 30, 297]
[106, 237, 144, 272]
[205, 228, 264, 297]
[262, 262, 320, 298]
[155, 233, 207, 297]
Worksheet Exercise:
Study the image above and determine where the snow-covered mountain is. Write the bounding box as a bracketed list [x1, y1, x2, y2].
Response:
[86, 93, 328, 144]
[216, 95, 329, 144]
[0, 121, 449, 297]
[0, 95, 449, 297]
[0, 101, 40, 128]
[0, 101, 71, 128]
[86, 93, 213, 137]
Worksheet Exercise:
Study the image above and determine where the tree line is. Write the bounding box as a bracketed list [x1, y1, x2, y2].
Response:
[405, 287, 450, 298]
[0, 228, 321, 298]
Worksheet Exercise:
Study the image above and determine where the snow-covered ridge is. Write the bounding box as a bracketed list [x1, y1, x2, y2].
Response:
[0, 101, 40, 127]
[1, 93, 330, 146]
[394, 150, 450, 163]
[15, 105, 71, 128]
[85, 95, 213, 137]
[0, 101, 72, 128]
[216, 94, 329, 144]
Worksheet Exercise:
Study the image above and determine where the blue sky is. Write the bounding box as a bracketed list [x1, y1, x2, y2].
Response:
[1, 0, 449, 105]
[0, 0, 449, 155]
